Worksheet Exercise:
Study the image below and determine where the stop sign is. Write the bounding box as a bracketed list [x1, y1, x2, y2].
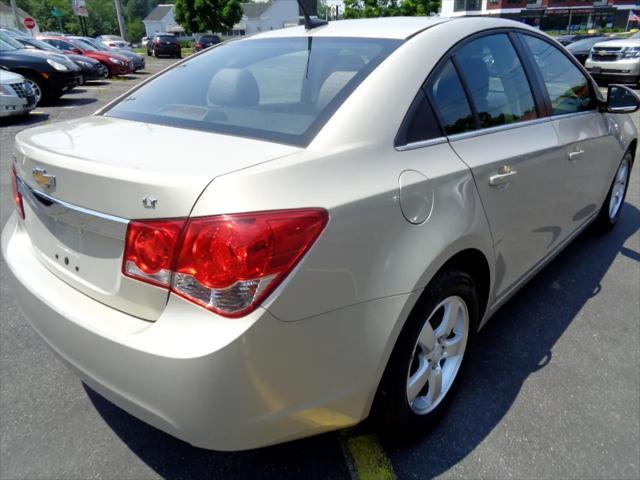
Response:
[23, 17, 36, 30]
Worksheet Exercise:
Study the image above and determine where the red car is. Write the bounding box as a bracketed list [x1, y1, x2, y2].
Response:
[37, 36, 133, 76]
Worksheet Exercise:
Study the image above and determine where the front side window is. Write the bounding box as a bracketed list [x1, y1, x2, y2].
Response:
[105, 37, 400, 146]
[428, 60, 475, 135]
[454, 34, 538, 129]
[521, 34, 594, 116]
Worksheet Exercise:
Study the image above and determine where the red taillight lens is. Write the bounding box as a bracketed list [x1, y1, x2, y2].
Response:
[11, 166, 25, 220]
[123, 219, 185, 287]
[122, 209, 328, 317]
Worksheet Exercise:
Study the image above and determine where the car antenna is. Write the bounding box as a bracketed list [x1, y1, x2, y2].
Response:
[296, 0, 327, 30]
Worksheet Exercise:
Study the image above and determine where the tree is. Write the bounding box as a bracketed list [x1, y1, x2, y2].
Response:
[174, 0, 242, 34]
[343, 0, 440, 19]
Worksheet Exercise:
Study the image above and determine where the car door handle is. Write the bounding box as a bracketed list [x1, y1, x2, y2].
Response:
[489, 167, 518, 186]
[568, 150, 584, 161]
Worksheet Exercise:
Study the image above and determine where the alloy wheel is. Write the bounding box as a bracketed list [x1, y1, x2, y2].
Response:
[24, 78, 42, 105]
[609, 158, 630, 220]
[406, 295, 469, 415]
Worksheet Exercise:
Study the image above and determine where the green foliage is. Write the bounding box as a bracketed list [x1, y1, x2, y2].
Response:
[174, 0, 242, 33]
[344, 0, 440, 19]
[15, 0, 161, 40]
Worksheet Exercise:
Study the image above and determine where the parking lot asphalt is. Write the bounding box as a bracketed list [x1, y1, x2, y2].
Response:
[1, 56, 639, 480]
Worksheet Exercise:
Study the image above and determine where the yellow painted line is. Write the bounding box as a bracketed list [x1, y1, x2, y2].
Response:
[341, 434, 397, 480]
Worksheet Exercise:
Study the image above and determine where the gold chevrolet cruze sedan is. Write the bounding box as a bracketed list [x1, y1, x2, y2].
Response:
[3, 16, 638, 450]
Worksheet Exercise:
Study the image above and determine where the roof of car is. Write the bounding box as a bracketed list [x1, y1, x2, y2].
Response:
[251, 16, 450, 40]
[248, 16, 537, 41]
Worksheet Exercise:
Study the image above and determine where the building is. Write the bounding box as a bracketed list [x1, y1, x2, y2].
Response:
[0, 2, 40, 34]
[143, 4, 179, 37]
[441, 0, 640, 30]
[235, 1, 300, 35]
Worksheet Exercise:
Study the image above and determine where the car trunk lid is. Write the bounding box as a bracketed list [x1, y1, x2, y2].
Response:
[14, 116, 300, 320]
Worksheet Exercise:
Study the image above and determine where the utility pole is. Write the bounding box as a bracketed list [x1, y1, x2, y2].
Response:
[114, 0, 127, 40]
[9, 0, 21, 30]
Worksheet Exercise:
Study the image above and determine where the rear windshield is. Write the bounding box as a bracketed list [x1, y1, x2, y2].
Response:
[105, 37, 401, 146]
[156, 35, 177, 43]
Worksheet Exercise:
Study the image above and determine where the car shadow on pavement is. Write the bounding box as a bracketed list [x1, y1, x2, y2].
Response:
[53, 97, 98, 107]
[84, 384, 350, 480]
[382, 202, 640, 478]
[85, 203, 639, 480]
[0, 113, 50, 127]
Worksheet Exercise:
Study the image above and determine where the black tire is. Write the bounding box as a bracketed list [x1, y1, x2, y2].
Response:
[594, 150, 633, 232]
[147, 49, 151, 56]
[373, 269, 479, 434]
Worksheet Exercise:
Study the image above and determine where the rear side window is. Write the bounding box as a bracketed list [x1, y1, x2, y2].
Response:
[396, 90, 442, 145]
[105, 37, 400, 146]
[520, 34, 594, 116]
[454, 34, 537, 128]
[428, 60, 475, 135]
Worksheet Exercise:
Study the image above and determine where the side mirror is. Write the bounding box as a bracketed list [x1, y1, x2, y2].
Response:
[605, 84, 640, 114]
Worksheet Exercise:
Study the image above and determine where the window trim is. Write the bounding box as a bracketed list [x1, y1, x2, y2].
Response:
[394, 85, 444, 147]
[395, 27, 552, 149]
[515, 31, 602, 118]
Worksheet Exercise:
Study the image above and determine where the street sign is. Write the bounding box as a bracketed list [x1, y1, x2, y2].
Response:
[23, 17, 36, 29]
[72, 0, 89, 17]
[51, 7, 63, 17]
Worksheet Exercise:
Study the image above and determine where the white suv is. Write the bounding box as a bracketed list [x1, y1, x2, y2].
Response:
[585, 32, 640, 86]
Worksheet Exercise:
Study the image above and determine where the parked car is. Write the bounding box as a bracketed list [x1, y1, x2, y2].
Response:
[195, 34, 221, 51]
[147, 33, 181, 58]
[96, 34, 131, 50]
[2, 17, 638, 452]
[585, 32, 640, 86]
[555, 33, 603, 46]
[10, 36, 109, 82]
[69, 36, 145, 71]
[37, 36, 133, 77]
[0, 67, 37, 117]
[566, 35, 613, 65]
[0, 33, 81, 104]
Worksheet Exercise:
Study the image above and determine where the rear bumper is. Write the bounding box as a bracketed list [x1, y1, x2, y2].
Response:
[152, 46, 181, 56]
[1, 213, 409, 450]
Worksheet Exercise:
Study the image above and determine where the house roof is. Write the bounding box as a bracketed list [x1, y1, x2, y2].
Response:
[241, 1, 273, 20]
[144, 4, 173, 22]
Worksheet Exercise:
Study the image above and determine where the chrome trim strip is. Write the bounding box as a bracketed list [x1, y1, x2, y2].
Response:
[447, 116, 552, 142]
[395, 136, 448, 151]
[17, 176, 129, 240]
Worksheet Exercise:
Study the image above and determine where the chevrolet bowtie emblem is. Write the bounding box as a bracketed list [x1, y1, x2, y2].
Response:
[32, 168, 56, 189]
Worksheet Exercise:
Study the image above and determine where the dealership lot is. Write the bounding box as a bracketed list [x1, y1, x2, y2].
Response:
[1, 55, 639, 479]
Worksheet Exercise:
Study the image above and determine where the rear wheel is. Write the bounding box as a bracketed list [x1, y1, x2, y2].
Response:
[374, 269, 479, 433]
[595, 151, 633, 232]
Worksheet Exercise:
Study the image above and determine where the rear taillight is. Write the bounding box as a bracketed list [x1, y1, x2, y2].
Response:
[154, 39, 160, 45]
[123, 219, 185, 287]
[122, 209, 328, 317]
[11, 166, 25, 219]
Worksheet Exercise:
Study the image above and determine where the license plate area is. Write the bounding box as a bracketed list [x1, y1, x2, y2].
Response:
[18, 176, 128, 294]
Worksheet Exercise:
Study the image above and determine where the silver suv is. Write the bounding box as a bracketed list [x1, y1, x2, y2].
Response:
[585, 32, 640, 86]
